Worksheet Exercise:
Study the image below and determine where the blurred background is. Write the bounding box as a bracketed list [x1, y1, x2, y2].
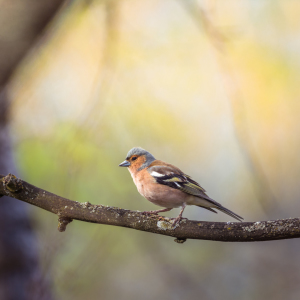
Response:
[1, 0, 300, 299]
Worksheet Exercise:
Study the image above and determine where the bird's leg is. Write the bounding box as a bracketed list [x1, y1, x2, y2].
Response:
[172, 203, 186, 228]
[141, 208, 172, 215]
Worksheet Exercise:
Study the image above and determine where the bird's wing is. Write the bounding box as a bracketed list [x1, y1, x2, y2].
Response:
[148, 161, 244, 222]
[147, 161, 212, 202]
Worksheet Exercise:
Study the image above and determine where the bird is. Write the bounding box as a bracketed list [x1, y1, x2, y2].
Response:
[119, 147, 243, 227]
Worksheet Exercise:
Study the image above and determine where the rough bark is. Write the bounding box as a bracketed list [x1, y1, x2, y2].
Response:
[1, 173, 299, 244]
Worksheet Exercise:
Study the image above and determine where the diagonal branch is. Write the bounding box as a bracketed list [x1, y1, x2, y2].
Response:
[0, 173, 299, 243]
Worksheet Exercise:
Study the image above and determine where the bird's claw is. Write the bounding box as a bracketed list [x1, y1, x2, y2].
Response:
[172, 217, 181, 228]
[171, 217, 188, 228]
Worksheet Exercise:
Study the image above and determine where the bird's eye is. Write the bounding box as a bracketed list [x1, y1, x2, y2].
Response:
[132, 156, 137, 161]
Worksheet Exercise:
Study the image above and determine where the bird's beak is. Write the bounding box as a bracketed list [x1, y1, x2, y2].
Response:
[119, 160, 130, 167]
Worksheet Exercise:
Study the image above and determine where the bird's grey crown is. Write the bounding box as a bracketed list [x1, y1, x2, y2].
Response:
[126, 147, 156, 171]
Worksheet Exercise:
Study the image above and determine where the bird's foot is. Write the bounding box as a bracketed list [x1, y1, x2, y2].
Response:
[172, 216, 181, 228]
[172, 217, 188, 228]
[171, 203, 187, 228]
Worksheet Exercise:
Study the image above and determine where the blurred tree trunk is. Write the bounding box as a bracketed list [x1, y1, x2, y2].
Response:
[0, 91, 46, 299]
[0, 0, 66, 299]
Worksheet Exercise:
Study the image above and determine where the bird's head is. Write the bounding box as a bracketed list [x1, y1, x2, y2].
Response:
[119, 147, 156, 172]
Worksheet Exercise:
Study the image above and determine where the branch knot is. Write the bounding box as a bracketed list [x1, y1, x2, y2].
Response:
[3, 173, 23, 193]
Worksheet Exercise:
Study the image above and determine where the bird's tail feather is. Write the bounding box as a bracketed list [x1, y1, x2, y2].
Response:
[199, 206, 218, 214]
[215, 205, 243, 222]
[197, 204, 243, 222]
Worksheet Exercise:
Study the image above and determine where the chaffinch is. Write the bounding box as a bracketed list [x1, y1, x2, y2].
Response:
[119, 147, 243, 227]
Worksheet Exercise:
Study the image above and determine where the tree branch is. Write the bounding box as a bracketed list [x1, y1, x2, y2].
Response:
[0, 174, 299, 243]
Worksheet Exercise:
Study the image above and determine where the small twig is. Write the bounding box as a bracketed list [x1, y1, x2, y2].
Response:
[0, 174, 299, 243]
[58, 217, 73, 232]
[174, 238, 187, 244]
